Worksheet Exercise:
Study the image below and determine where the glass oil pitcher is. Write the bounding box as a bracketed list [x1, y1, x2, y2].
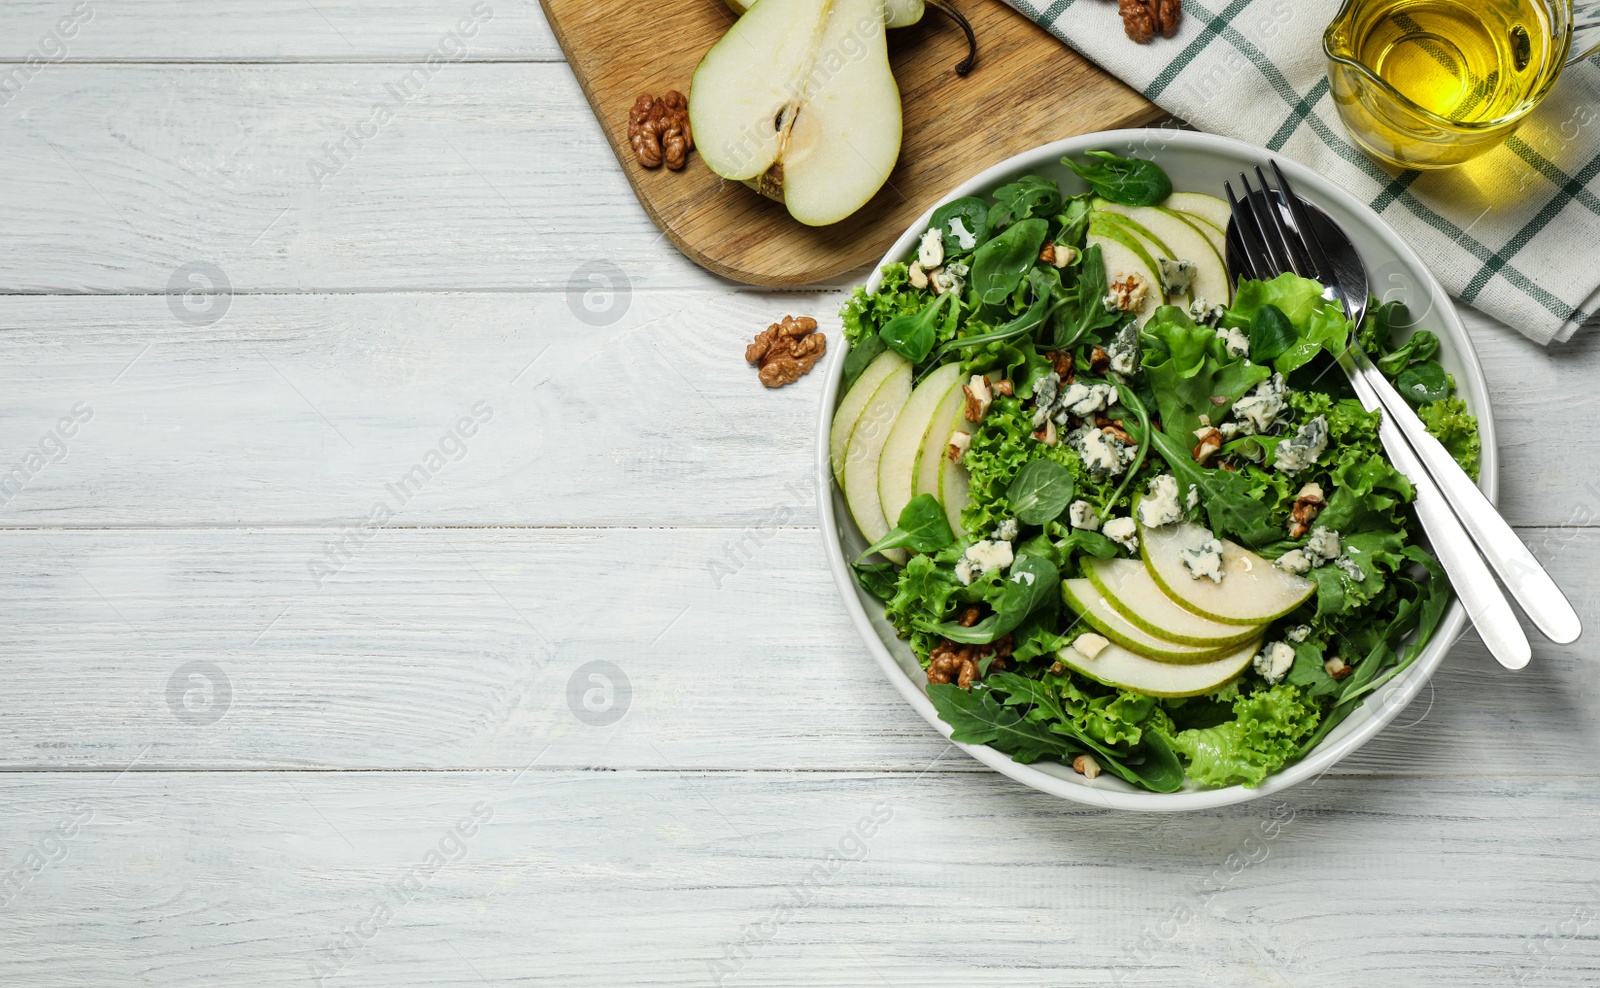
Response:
[1326, 0, 1600, 168]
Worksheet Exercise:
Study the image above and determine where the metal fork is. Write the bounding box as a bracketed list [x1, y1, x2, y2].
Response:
[1226, 164, 1582, 668]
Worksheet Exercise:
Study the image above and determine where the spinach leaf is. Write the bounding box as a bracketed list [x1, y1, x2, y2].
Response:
[1375, 328, 1440, 375]
[930, 196, 989, 256]
[970, 218, 1047, 306]
[1007, 459, 1076, 525]
[852, 561, 898, 601]
[929, 553, 1059, 643]
[1054, 528, 1121, 559]
[1396, 360, 1449, 404]
[987, 176, 1064, 231]
[879, 292, 953, 363]
[857, 493, 956, 562]
[1062, 151, 1173, 207]
[840, 334, 886, 394]
[1248, 303, 1297, 362]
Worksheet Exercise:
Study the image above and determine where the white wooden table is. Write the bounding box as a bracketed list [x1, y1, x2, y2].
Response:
[3, 4, 1599, 985]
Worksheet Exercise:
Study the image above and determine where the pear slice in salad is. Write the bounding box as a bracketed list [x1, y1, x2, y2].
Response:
[1082, 558, 1263, 649]
[1092, 204, 1231, 306]
[1086, 217, 1162, 327]
[879, 363, 963, 531]
[1139, 519, 1314, 625]
[1164, 192, 1232, 232]
[1056, 636, 1260, 698]
[1062, 579, 1242, 663]
[830, 351, 910, 484]
[836, 352, 913, 558]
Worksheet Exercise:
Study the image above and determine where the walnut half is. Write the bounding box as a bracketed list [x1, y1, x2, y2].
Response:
[628, 91, 694, 171]
[747, 315, 825, 388]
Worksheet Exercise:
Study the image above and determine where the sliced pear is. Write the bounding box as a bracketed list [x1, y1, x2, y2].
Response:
[879, 363, 963, 528]
[1094, 205, 1231, 305]
[1165, 192, 1232, 232]
[841, 358, 913, 557]
[1166, 208, 1226, 260]
[1056, 637, 1259, 698]
[912, 375, 968, 502]
[1139, 520, 1314, 625]
[830, 351, 910, 484]
[690, 0, 903, 226]
[1086, 216, 1162, 327]
[938, 436, 972, 538]
[1083, 558, 1262, 648]
[1062, 579, 1240, 663]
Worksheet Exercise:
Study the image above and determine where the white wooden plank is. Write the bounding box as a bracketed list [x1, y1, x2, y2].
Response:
[0, 0, 560, 63]
[0, 289, 838, 528]
[0, 770, 1597, 987]
[1, 526, 1595, 775]
[0, 64, 728, 292]
[0, 292, 1593, 528]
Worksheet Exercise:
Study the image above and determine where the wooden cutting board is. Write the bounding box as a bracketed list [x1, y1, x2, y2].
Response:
[541, 0, 1161, 286]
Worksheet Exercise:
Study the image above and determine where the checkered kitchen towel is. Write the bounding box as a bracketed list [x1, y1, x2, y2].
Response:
[1008, 0, 1600, 344]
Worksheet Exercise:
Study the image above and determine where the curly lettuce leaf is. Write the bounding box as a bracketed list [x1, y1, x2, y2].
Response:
[1222, 273, 1351, 374]
[1171, 684, 1320, 788]
[1418, 395, 1481, 480]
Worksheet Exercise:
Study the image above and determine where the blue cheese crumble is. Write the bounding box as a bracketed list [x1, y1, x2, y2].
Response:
[1068, 500, 1100, 531]
[1102, 516, 1139, 554]
[1188, 296, 1225, 327]
[1253, 641, 1295, 683]
[1216, 325, 1250, 358]
[1159, 257, 1197, 297]
[1135, 474, 1185, 528]
[1107, 322, 1140, 378]
[1180, 537, 1225, 583]
[946, 216, 977, 251]
[1227, 373, 1288, 437]
[1274, 415, 1329, 475]
[954, 539, 1014, 585]
[991, 518, 1019, 542]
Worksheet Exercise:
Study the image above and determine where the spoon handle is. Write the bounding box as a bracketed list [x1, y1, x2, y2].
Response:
[1345, 364, 1532, 668]
[1351, 345, 1582, 644]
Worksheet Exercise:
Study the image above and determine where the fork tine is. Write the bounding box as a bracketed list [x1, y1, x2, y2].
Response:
[1271, 161, 1351, 318]
[1255, 165, 1313, 277]
[1240, 170, 1295, 277]
[1225, 179, 1269, 282]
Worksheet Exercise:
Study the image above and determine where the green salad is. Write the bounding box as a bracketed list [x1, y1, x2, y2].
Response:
[832, 151, 1480, 792]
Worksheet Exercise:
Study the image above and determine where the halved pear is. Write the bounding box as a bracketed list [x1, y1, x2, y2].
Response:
[1062, 579, 1239, 663]
[1094, 204, 1231, 305]
[830, 350, 910, 484]
[690, 0, 903, 226]
[1056, 637, 1259, 698]
[879, 363, 963, 528]
[1139, 520, 1314, 625]
[1086, 216, 1162, 327]
[1083, 558, 1263, 649]
[1164, 192, 1232, 232]
[841, 357, 913, 557]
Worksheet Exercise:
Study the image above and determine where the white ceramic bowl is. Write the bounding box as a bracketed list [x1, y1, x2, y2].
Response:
[815, 129, 1496, 812]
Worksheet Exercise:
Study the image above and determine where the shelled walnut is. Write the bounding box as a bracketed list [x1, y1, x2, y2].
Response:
[627, 91, 693, 170]
[746, 315, 826, 388]
[1114, 0, 1181, 44]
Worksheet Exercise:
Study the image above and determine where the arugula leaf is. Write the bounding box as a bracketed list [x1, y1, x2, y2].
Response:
[1052, 243, 1122, 349]
[1062, 151, 1172, 206]
[1053, 196, 1094, 249]
[1396, 360, 1449, 404]
[857, 494, 956, 562]
[927, 681, 1084, 764]
[1375, 329, 1440, 375]
[1137, 426, 1282, 548]
[1006, 459, 1076, 526]
[1247, 303, 1296, 362]
[970, 218, 1047, 306]
[930, 196, 990, 255]
[929, 553, 1059, 643]
[879, 292, 954, 363]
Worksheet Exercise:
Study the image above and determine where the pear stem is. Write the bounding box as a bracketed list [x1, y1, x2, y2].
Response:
[926, 0, 977, 77]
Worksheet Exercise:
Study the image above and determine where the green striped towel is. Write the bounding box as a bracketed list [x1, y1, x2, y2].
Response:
[1010, 0, 1600, 344]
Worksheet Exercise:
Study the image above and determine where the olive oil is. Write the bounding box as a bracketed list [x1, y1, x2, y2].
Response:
[1347, 0, 1549, 122]
[1325, 0, 1563, 167]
